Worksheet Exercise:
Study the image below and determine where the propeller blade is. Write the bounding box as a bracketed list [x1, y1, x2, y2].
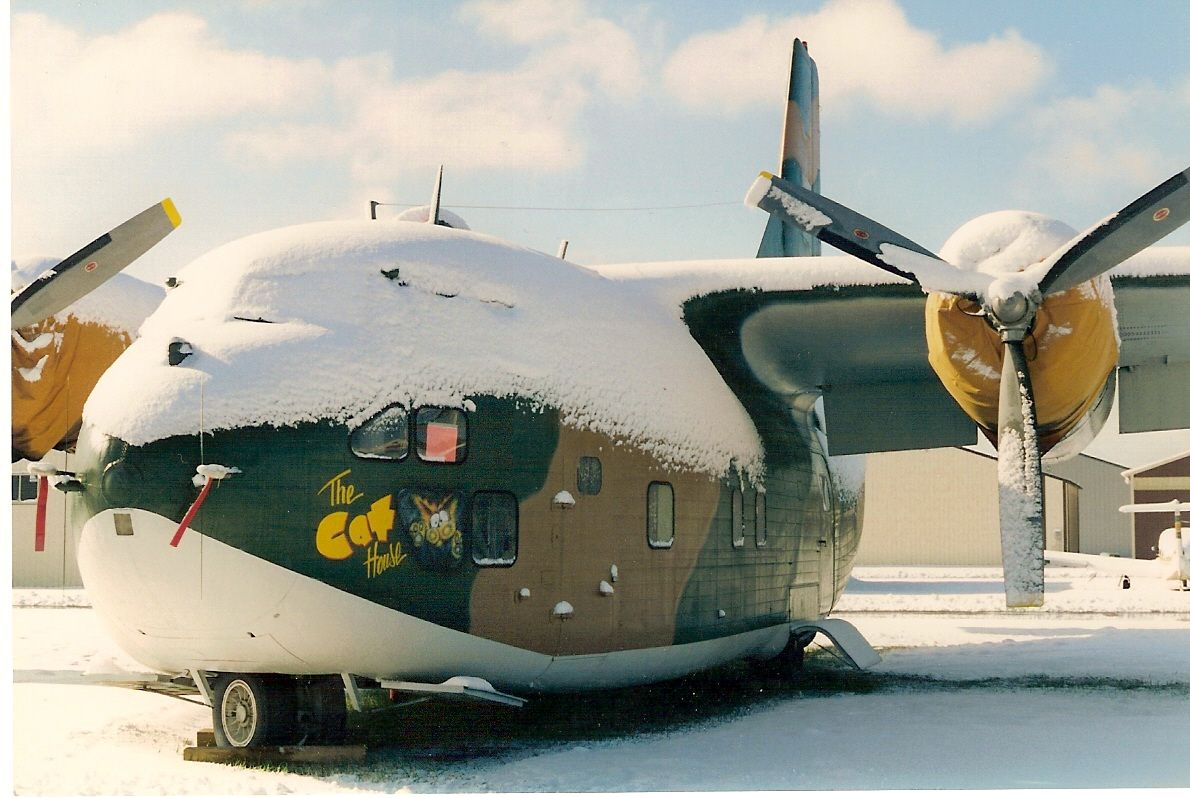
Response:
[996, 340, 1045, 607]
[10, 198, 181, 330]
[1037, 166, 1190, 296]
[746, 172, 991, 295]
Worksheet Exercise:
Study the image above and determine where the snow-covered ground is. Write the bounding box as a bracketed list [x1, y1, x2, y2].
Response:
[11, 562, 1190, 793]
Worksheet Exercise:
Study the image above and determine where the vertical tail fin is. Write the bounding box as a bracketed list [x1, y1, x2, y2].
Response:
[757, 39, 821, 258]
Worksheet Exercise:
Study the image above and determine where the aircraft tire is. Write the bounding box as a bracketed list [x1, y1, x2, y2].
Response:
[212, 675, 296, 748]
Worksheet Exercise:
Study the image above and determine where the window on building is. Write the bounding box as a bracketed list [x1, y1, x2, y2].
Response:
[577, 456, 602, 495]
[12, 474, 39, 502]
[471, 491, 517, 566]
[416, 407, 469, 463]
[731, 489, 744, 548]
[351, 405, 409, 460]
[647, 481, 674, 549]
[756, 492, 768, 547]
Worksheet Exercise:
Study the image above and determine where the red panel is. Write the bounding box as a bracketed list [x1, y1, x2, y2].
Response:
[424, 422, 459, 463]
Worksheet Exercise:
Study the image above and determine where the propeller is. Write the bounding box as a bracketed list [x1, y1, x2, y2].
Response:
[747, 167, 1190, 607]
[11, 198, 181, 330]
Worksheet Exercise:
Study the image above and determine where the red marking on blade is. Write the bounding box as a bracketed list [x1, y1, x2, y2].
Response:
[84, 261, 99, 272]
[1153, 207, 1170, 222]
[854, 228, 870, 240]
[35, 476, 49, 552]
[171, 478, 213, 547]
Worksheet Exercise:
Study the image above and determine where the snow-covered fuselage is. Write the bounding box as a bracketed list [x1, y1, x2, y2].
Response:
[69, 221, 864, 692]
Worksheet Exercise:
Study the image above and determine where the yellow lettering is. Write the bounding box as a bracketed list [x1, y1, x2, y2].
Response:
[348, 514, 374, 547]
[316, 511, 353, 560]
[365, 540, 408, 579]
[366, 495, 395, 543]
[315, 493, 401, 571]
[317, 469, 364, 507]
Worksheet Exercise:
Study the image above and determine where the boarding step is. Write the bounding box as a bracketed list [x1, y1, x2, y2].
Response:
[791, 617, 882, 670]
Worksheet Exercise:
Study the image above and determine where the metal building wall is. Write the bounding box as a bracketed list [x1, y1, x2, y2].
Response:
[11, 451, 84, 589]
[1045, 454, 1133, 557]
[856, 448, 1069, 567]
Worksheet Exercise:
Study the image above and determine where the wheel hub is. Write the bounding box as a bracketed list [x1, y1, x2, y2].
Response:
[221, 680, 259, 747]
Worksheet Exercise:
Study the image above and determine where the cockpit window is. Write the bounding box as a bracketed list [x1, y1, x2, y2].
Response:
[351, 404, 409, 460]
[416, 407, 469, 464]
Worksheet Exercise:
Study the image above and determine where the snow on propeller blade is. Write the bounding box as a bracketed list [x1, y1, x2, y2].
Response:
[10, 198, 181, 330]
[746, 167, 1190, 607]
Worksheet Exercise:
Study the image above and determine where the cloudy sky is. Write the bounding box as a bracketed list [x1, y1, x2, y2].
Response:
[8, 0, 1190, 284]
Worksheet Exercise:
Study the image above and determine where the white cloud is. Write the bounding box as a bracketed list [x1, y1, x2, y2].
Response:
[13, 1, 643, 188]
[11, 12, 326, 165]
[227, 0, 644, 179]
[662, 0, 1049, 125]
[1019, 81, 1190, 199]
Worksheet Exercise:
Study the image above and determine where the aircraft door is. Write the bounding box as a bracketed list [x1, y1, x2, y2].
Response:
[554, 451, 614, 657]
[535, 448, 616, 689]
[811, 453, 837, 615]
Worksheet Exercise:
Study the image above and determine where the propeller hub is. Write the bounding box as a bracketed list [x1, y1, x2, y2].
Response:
[991, 291, 1030, 325]
[983, 277, 1041, 343]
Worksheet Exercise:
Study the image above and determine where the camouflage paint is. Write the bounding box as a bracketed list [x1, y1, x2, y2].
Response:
[70, 385, 858, 661]
[757, 38, 821, 259]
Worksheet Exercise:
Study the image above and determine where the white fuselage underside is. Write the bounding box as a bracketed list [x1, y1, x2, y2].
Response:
[77, 508, 792, 692]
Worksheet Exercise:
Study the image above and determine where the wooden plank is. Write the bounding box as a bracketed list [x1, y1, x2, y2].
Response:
[195, 729, 216, 748]
[183, 745, 366, 765]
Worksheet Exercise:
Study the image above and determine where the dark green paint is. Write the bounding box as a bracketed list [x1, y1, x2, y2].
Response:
[73, 397, 559, 632]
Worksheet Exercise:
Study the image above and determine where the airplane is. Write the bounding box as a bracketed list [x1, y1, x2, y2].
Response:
[12, 202, 177, 548]
[13, 40, 1190, 749]
[1120, 501, 1190, 588]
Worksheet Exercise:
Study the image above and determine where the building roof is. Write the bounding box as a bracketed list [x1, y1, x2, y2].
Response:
[1121, 449, 1190, 481]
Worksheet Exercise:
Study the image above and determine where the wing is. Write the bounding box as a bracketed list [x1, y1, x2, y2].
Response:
[682, 282, 976, 460]
[1110, 246, 1190, 433]
[597, 256, 977, 464]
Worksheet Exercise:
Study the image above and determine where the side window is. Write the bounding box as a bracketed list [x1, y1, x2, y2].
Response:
[351, 404, 409, 460]
[756, 492, 767, 547]
[647, 481, 674, 549]
[471, 491, 518, 566]
[577, 456, 602, 495]
[416, 407, 468, 463]
[744, 488, 756, 541]
[12, 474, 39, 502]
[731, 489, 744, 548]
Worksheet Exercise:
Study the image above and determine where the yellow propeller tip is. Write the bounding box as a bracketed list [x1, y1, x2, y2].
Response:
[162, 198, 181, 228]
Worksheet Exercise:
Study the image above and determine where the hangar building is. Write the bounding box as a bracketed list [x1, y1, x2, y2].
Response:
[856, 447, 1132, 566]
